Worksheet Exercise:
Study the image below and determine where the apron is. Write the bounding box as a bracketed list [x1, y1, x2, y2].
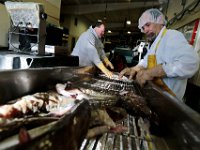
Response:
[147, 28, 176, 97]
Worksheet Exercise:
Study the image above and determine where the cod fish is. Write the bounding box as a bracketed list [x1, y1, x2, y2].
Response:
[0, 91, 76, 119]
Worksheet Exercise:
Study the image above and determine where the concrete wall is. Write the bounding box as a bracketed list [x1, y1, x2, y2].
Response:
[0, 4, 10, 47]
[61, 15, 90, 52]
[166, 0, 199, 29]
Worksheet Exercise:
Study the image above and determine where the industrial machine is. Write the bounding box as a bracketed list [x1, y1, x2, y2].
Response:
[5, 1, 46, 55]
[0, 1, 78, 70]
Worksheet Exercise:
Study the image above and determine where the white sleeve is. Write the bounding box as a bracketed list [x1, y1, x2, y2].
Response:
[162, 31, 199, 78]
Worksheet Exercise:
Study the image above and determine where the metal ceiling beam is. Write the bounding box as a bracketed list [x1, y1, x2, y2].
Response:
[61, 2, 161, 15]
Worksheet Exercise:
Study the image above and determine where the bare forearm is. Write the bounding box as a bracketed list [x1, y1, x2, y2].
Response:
[149, 65, 166, 78]
[136, 65, 166, 86]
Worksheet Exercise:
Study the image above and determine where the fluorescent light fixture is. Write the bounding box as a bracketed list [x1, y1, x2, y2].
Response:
[126, 20, 131, 25]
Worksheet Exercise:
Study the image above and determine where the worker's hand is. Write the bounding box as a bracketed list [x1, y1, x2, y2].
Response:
[97, 63, 113, 78]
[119, 64, 144, 80]
[119, 65, 145, 80]
[103, 69, 113, 78]
[136, 65, 166, 86]
[118, 67, 136, 80]
[136, 69, 154, 86]
[103, 57, 114, 70]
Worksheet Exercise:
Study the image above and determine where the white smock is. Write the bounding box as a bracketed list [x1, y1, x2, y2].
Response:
[138, 26, 199, 101]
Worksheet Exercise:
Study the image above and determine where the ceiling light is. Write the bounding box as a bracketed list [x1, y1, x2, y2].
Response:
[127, 31, 131, 34]
[107, 30, 112, 33]
[126, 20, 131, 25]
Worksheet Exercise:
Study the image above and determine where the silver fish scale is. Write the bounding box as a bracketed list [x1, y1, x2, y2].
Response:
[83, 78, 136, 93]
[79, 78, 138, 107]
[79, 88, 119, 107]
[88, 99, 118, 108]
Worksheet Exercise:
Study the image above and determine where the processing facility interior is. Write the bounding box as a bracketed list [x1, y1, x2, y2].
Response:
[0, 0, 200, 150]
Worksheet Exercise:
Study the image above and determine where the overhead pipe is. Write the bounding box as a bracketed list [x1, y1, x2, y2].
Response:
[168, 0, 200, 25]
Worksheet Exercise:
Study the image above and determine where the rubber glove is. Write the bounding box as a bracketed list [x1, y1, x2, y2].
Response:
[136, 65, 166, 86]
[97, 62, 113, 78]
[119, 65, 144, 80]
[103, 57, 114, 70]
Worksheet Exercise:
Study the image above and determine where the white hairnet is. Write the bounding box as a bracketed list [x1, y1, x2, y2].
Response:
[138, 8, 167, 32]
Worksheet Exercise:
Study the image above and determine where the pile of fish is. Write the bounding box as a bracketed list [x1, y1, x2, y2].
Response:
[56, 81, 129, 139]
[67, 73, 158, 139]
[0, 73, 158, 149]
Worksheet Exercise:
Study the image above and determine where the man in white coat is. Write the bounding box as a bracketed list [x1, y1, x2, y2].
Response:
[119, 8, 199, 101]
